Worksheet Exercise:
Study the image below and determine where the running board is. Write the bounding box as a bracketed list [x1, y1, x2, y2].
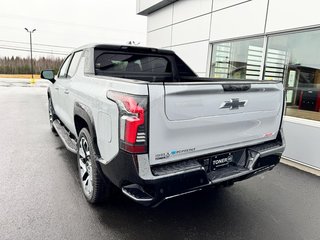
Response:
[122, 184, 154, 206]
[52, 120, 77, 154]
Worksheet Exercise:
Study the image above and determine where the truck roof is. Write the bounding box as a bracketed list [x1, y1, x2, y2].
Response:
[74, 43, 174, 55]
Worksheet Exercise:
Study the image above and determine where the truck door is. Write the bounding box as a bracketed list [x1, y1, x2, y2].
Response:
[58, 51, 83, 134]
[52, 54, 72, 125]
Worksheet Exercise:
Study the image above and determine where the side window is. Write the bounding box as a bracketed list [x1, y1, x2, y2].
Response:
[58, 55, 72, 78]
[67, 51, 83, 78]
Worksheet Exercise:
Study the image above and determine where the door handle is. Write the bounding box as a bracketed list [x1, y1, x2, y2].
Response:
[55, 87, 59, 90]
[64, 89, 70, 94]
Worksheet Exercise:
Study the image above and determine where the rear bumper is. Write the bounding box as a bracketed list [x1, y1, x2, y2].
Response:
[99, 132, 285, 207]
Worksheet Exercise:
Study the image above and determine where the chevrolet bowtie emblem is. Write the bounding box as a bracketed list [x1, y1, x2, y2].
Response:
[219, 98, 248, 110]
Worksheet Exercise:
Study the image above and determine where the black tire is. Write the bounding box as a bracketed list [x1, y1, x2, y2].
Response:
[77, 128, 111, 204]
[48, 97, 57, 134]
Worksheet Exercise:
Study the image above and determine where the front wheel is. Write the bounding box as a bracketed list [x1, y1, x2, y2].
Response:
[48, 97, 57, 134]
[77, 128, 111, 204]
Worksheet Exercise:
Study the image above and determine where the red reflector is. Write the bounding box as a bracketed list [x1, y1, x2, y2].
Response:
[121, 143, 146, 154]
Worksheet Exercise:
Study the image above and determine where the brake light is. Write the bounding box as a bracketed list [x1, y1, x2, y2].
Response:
[107, 91, 148, 154]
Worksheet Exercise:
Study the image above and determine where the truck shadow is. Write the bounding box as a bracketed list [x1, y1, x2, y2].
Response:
[92, 186, 263, 240]
[58, 147, 299, 240]
[58, 147, 240, 239]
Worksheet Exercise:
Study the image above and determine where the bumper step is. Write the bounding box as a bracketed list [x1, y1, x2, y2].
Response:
[152, 160, 203, 176]
[207, 164, 275, 184]
[53, 120, 77, 154]
[207, 165, 248, 182]
[248, 141, 282, 153]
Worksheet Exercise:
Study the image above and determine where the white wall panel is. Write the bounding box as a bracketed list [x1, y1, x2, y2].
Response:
[210, 0, 268, 41]
[172, 14, 211, 45]
[147, 26, 172, 48]
[266, 0, 320, 33]
[197, 72, 207, 77]
[283, 117, 320, 169]
[147, 4, 173, 32]
[213, 0, 251, 11]
[172, 41, 209, 73]
[173, 0, 212, 23]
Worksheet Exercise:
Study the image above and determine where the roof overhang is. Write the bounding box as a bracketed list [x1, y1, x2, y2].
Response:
[137, 0, 178, 16]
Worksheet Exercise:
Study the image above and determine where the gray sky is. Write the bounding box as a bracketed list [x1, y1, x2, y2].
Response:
[0, 0, 147, 59]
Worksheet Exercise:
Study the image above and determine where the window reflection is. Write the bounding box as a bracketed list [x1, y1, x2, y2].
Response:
[267, 30, 320, 121]
[210, 38, 264, 80]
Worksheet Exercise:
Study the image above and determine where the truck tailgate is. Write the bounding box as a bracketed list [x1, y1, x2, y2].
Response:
[148, 81, 283, 165]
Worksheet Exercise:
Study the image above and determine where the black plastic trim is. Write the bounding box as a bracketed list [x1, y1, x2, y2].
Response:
[74, 102, 100, 156]
[99, 148, 282, 207]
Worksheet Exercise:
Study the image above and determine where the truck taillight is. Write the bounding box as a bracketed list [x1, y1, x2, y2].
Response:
[107, 91, 148, 154]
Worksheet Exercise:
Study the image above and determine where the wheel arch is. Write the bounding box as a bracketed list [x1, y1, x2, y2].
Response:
[74, 102, 100, 156]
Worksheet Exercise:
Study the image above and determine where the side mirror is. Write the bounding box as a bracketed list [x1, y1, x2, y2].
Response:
[41, 70, 55, 83]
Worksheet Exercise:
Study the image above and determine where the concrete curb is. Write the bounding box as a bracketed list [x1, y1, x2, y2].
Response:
[281, 158, 320, 176]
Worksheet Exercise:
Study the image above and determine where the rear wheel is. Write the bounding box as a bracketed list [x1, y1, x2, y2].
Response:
[77, 128, 111, 204]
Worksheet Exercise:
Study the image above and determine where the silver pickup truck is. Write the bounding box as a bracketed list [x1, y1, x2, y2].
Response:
[41, 44, 285, 207]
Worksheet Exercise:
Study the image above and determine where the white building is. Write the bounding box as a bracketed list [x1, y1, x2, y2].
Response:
[136, 0, 320, 170]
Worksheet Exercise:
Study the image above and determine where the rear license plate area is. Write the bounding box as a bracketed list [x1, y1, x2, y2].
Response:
[199, 150, 246, 173]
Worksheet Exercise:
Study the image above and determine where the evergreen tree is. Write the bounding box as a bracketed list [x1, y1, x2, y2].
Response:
[0, 56, 63, 74]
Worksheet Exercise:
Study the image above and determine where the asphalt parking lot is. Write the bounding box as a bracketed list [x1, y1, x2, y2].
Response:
[1, 79, 320, 240]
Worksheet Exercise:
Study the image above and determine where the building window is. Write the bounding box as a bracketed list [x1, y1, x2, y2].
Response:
[210, 37, 264, 80]
[266, 30, 320, 122]
[210, 30, 320, 122]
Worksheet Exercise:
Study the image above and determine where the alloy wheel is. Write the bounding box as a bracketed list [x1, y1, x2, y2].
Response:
[78, 137, 94, 198]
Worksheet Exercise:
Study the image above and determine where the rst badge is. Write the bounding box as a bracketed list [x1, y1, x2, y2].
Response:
[220, 98, 248, 110]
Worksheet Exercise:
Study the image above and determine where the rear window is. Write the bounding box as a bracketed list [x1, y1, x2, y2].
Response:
[93, 48, 197, 82]
[94, 52, 172, 75]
